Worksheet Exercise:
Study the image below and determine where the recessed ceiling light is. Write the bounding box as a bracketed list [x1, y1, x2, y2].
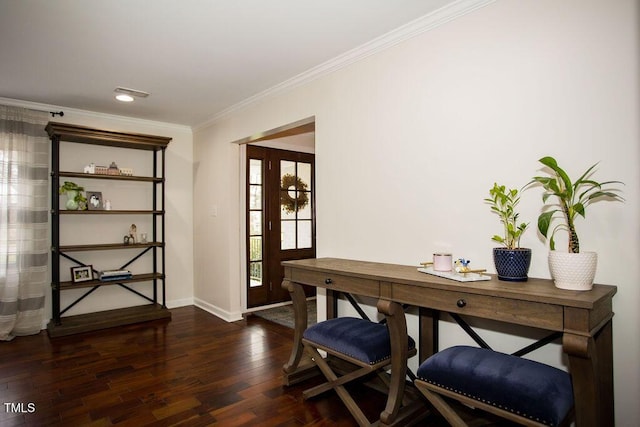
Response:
[114, 87, 150, 102]
[115, 94, 134, 102]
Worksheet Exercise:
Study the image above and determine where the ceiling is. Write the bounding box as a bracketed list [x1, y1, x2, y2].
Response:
[0, 0, 459, 128]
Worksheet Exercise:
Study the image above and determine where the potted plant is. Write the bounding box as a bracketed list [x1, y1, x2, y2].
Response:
[528, 156, 624, 290]
[485, 183, 531, 281]
[59, 181, 87, 210]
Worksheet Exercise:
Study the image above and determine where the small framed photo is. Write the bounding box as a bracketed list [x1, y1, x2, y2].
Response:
[71, 265, 93, 283]
[86, 191, 103, 210]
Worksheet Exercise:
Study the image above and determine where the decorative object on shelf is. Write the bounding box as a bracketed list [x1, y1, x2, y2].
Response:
[280, 173, 309, 214]
[98, 269, 133, 281]
[119, 167, 133, 176]
[140, 232, 148, 243]
[86, 191, 103, 210]
[83, 162, 95, 174]
[104, 199, 111, 210]
[59, 181, 87, 210]
[485, 183, 531, 282]
[94, 165, 109, 175]
[71, 265, 93, 283]
[107, 161, 120, 175]
[128, 224, 137, 244]
[528, 156, 624, 290]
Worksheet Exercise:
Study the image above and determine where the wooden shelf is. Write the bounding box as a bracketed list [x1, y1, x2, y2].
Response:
[47, 304, 171, 338]
[59, 171, 162, 183]
[46, 122, 171, 151]
[48, 122, 171, 337]
[59, 273, 163, 290]
[59, 242, 163, 252]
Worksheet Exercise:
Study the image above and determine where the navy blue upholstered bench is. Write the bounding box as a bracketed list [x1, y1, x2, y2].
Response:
[415, 346, 574, 427]
[302, 317, 418, 426]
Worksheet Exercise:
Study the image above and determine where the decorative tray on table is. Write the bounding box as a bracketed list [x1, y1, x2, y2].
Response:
[417, 266, 491, 283]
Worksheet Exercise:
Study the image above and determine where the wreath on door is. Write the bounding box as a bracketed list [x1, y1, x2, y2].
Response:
[280, 173, 309, 214]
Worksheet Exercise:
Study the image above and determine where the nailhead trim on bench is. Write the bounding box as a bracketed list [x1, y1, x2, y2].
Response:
[416, 346, 574, 427]
[422, 379, 553, 425]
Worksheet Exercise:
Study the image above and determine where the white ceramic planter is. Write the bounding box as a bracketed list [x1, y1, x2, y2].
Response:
[548, 251, 598, 291]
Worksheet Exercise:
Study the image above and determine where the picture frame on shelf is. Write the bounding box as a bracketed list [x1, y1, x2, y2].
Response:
[71, 265, 93, 283]
[86, 191, 103, 210]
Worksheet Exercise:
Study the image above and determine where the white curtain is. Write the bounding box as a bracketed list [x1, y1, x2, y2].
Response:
[0, 106, 49, 340]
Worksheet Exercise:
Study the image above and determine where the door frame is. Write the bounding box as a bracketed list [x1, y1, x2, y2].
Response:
[235, 117, 315, 311]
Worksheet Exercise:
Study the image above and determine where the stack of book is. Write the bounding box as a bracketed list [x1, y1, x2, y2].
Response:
[98, 270, 133, 281]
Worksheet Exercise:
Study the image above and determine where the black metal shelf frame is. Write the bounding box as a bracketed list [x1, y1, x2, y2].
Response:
[47, 122, 170, 327]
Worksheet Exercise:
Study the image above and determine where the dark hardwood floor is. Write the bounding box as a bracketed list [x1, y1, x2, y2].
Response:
[0, 306, 509, 426]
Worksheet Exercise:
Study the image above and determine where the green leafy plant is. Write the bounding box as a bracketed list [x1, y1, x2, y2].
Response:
[58, 181, 87, 206]
[485, 183, 528, 249]
[528, 156, 624, 253]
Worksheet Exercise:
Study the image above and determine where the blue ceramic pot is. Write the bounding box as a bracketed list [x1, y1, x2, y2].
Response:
[493, 248, 531, 282]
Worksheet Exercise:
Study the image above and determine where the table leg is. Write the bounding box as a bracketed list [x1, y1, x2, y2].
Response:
[563, 319, 615, 427]
[418, 307, 439, 363]
[282, 280, 308, 376]
[377, 299, 408, 426]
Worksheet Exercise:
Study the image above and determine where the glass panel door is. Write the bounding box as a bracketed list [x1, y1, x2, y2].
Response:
[246, 145, 315, 308]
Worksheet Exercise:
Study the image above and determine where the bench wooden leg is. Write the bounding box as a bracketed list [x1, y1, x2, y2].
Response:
[303, 345, 374, 427]
[414, 381, 466, 427]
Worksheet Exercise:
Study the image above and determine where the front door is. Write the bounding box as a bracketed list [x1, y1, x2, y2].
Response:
[247, 145, 316, 308]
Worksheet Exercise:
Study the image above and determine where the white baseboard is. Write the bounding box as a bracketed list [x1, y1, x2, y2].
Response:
[194, 298, 243, 322]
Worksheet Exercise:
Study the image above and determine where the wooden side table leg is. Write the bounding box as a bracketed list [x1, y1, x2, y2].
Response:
[377, 299, 408, 426]
[563, 321, 615, 427]
[282, 280, 308, 375]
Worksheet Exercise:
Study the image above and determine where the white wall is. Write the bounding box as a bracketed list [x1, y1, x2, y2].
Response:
[193, 0, 639, 422]
[50, 110, 195, 316]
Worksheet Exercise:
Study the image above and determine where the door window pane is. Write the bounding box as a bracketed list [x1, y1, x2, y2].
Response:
[249, 185, 262, 210]
[281, 221, 296, 250]
[298, 163, 311, 188]
[280, 190, 296, 220]
[280, 161, 296, 185]
[249, 211, 262, 235]
[249, 236, 262, 261]
[249, 262, 262, 287]
[249, 159, 262, 184]
[297, 220, 312, 249]
[297, 191, 312, 219]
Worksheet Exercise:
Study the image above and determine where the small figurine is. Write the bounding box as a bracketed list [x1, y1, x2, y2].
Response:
[128, 224, 137, 244]
[455, 258, 472, 273]
[83, 162, 95, 174]
[104, 199, 111, 210]
[107, 161, 120, 176]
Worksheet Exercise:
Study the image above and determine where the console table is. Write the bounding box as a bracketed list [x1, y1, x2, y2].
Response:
[281, 258, 616, 427]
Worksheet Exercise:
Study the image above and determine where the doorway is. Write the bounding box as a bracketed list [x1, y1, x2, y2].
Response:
[246, 145, 316, 308]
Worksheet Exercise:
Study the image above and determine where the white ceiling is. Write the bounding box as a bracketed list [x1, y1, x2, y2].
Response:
[0, 0, 464, 127]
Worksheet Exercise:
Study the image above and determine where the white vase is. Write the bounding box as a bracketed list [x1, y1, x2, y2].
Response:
[65, 190, 79, 210]
[548, 251, 598, 291]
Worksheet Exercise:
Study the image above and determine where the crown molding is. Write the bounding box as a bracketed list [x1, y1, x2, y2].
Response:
[0, 96, 192, 133]
[195, 0, 496, 130]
